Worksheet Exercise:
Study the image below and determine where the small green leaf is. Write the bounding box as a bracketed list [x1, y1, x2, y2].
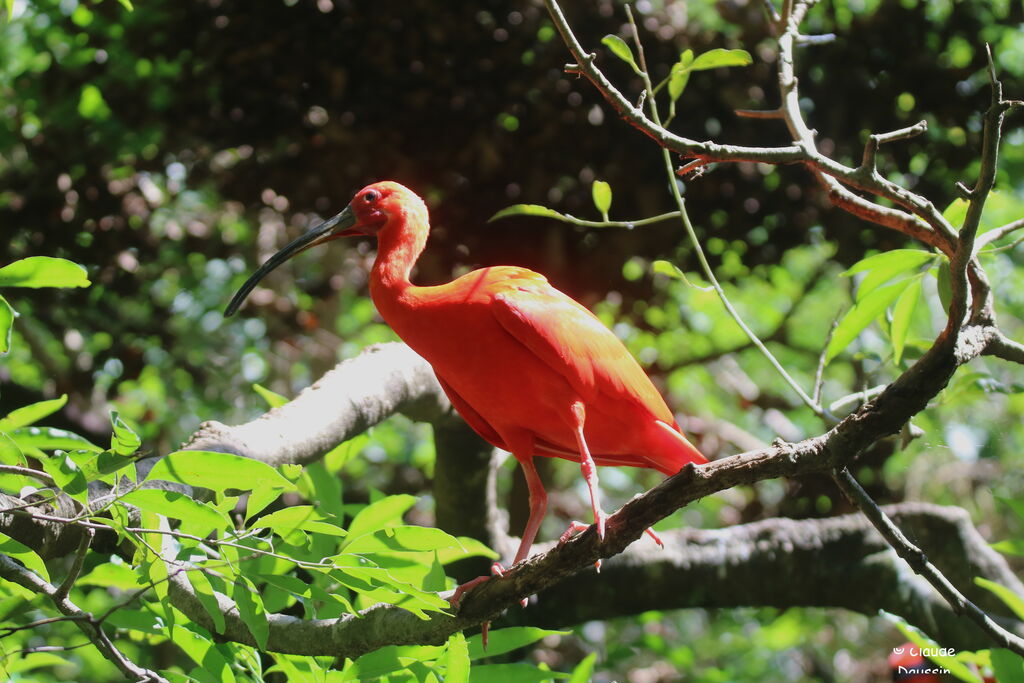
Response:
[591, 180, 612, 218]
[68, 448, 137, 484]
[992, 539, 1024, 556]
[975, 577, 1024, 621]
[689, 48, 753, 71]
[11, 426, 102, 454]
[0, 432, 25, 467]
[77, 84, 111, 120]
[0, 531, 50, 581]
[78, 561, 144, 590]
[942, 197, 969, 229]
[121, 489, 230, 538]
[189, 570, 226, 635]
[252, 383, 288, 408]
[890, 274, 923, 364]
[110, 411, 142, 456]
[0, 295, 14, 353]
[601, 34, 640, 73]
[488, 204, 568, 223]
[0, 395, 68, 432]
[668, 49, 695, 102]
[842, 249, 934, 301]
[468, 663, 570, 682]
[936, 261, 952, 312]
[569, 653, 598, 683]
[445, 632, 470, 683]
[147, 450, 293, 493]
[826, 279, 912, 363]
[116, 0, 134, 9]
[233, 576, 269, 650]
[0, 257, 90, 288]
[652, 260, 711, 290]
[343, 494, 416, 544]
[343, 525, 464, 554]
[467, 627, 570, 660]
[40, 452, 89, 501]
[250, 505, 347, 538]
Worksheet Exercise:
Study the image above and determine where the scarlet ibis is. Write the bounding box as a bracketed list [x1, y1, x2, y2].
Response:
[226, 181, 706, 580]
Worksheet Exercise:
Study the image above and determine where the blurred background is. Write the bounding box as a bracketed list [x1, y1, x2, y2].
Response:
[3, 0, 1024, 679]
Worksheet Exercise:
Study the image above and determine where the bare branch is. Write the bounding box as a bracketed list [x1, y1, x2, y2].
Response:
[832, 468, 1024, 657]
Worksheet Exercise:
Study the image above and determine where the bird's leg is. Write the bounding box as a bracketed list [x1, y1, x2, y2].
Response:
[569, 401, 607, 540]
[512, 454, 548, 566]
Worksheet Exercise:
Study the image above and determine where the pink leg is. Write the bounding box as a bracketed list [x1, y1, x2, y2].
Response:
[512, 454, 548, 565]
[570, 401, 607, 540]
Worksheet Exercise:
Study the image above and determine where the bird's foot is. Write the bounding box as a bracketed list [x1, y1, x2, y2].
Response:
[557, 520, 605, 572]
[645, 527, 665, 548]
[448, 562, 527, 610]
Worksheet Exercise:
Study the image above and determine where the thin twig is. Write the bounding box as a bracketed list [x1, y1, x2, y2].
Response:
[0, 465, 56, 486]
[975, 217, 1024, 251]
[832, 467, 1024, 657]
[54, 527, 93, 602]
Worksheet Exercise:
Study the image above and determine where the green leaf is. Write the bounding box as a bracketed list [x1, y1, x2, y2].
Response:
[936, 261, 952, 312]
[668, 49, 695, 102]
[348, 645, 447, 679]
[689, 48, 753, 71]
[942, 197, 969, 228]
[445, 632, 470, 683]
[250, 505, 347, 538]
[0, 295, 14, 353]
[233, 576, 269, 650]
[77, 84, 112, 120]
[468, 663, 570, 682]
[0, 431, 26, 467]
[842, 249, 935, 301]
[826, 279, 912, 363]
[252, 383, 288, 408]
[147, 450, 293, 493]
[890, 274, 923, 364]
[343, 525, 464, 554]
[40, 452, 89, 501]
[591, 180, 612, 218]
[488, 204, 567, 223]
[189, 569, 226, 635]
[343, 494, 416, 544]
[992, 539, 1024, 556]
[0, 257, 90, 288]
[435, 536, 499, 564]
[975, 577, 1024, 621]
[998, 496, 1024, 523]
[601, 34, 640, 74]
[569, 653, 597, 683]
[10, 425, 101, 454]
[651, 259, 711, 290]
[0, 531, 49, 581]
[121, 489, 230, 538]
[468, 627, 569, 660]
[110, 411, 142, 456]
[0, 395, 68, 432]
[78, 561, 144, 590]
[68, 448, 137, 484]
[116, 0, 134, 9]
[991, 649, 1024, 683]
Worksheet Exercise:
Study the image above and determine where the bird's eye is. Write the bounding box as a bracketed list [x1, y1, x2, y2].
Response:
[362, 190, 379, 203]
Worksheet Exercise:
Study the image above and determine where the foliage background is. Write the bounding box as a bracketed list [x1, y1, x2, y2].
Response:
[2, 0, 1024, 680]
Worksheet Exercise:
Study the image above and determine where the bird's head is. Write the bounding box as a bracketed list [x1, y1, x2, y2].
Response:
[224, 181, 423, 316]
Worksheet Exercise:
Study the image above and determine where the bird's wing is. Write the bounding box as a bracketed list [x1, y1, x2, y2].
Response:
[435, 375, 508, 451]
[490, 280, 674, 424]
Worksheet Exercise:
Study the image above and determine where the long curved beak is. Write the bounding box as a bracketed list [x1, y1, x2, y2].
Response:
[225, 205, 357, 316]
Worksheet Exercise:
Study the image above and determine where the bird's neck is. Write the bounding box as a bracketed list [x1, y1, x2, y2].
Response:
[369, 210, 429, 301]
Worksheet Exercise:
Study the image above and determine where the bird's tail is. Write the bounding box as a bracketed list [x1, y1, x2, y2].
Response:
[644, 420, 707, 476]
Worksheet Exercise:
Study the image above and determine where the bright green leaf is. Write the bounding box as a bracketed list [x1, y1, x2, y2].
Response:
[189, 569, 227, 635]
[591, 180, 612, 217]
[121, 489, 230, 537]
[0, 295, 13, 353]
[250, 505, 347, 537]
[253, 383, 288, 408]
[343, 494, 416, 543]
[690, 48, 753, 71]
[992, 539, 1024, 556]
[445, 632, 470, 683]
[842, 249, 934, 301]
[78, 561, 144, 590]
[0, 257, 90, 288]
[569, 653, 598, 683]
[68, 448, 137, 484]
[468, 627, 569, 660]
[0, 432, 26, 467]
[826, 279, 912, 363]
[0, 531, 49, 581]
[116, 0, 134, 9]
[40, 452, 89, 501]
[936, 261, 952, 312]
[10, 425, 101, 453]
[233, 576, 269, 650]
[652, 260, 711, 290]
[348, 644, 447, 679]
[147, 450, 293, 493]
[890, 274, 923, 364]
[468, 663, 570, 682]
[942, 197, 969, 228]
[488, 204, 568, 223]
[344, 525, 463, 554]
[601, 34, 639, 73]
[975, 577, 1024, 621]
[110, 411, 142, 456]
[0, 395, 68, 432]
[668, 49, 695, 102]
[77, 84, 112, 120]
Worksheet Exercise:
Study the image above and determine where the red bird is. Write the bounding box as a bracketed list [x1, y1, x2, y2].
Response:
[227, 181, 706, 578]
